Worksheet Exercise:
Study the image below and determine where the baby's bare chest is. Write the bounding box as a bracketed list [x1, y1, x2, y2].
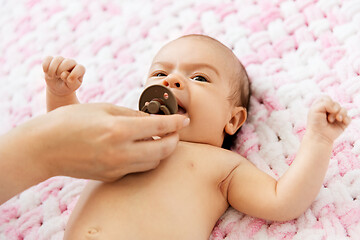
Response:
[65, 143, 239, 240]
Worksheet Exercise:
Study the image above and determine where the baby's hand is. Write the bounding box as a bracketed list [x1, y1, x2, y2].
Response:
[306, 96, 351, 144]
[42, 56, 85, 96]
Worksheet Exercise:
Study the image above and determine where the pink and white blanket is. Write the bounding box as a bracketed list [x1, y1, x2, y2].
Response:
[0, 0, 359, 239]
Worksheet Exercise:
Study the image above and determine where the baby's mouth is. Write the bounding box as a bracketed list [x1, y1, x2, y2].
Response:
[176, 98, 187, 115]
[177, 105, 187, 114]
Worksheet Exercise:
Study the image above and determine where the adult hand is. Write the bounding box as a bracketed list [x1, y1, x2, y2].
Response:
[0, 103, 189, 204]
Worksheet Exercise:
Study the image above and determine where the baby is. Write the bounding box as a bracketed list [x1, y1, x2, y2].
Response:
[42, 34, 351, 239]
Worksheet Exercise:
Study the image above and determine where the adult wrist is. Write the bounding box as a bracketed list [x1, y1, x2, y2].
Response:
[0, 123, 55, 203]
[12, 119, 56, 180]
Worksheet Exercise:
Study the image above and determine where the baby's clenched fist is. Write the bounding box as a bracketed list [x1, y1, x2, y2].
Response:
[42, 56, 85, 96]
[307, 96, 351, 144]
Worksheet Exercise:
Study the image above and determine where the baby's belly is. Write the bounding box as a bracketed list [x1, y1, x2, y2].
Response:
[64, 146, 229, 240]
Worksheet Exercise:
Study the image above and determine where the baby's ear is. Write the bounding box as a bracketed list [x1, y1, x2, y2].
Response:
[225, 106, 247, 135]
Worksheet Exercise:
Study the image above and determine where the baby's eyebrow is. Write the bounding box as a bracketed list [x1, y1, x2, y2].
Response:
[151, 61, 173, 69]
[183, 63, 219, 77]
[151, 61, 219, 77]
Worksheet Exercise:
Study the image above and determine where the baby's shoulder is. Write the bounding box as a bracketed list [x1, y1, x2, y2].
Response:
[176, 141, 246, 167]
[175, 142, 251, 199]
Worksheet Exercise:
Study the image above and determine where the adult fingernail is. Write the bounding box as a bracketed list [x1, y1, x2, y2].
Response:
[183, 118, 190, 127]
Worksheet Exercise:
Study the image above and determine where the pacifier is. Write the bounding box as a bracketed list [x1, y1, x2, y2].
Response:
[139, 85, 178, 115]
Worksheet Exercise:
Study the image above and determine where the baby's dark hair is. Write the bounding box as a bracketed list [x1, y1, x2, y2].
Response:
[180, 34, 251, 150]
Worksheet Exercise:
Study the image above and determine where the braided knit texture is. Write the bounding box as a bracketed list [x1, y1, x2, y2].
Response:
[0, 0, 359, 239]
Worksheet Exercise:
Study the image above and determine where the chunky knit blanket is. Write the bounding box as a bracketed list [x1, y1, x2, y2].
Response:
[0, 0, 359, 239]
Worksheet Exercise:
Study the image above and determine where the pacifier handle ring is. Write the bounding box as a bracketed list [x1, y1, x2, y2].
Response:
[160, 105, 171, 115]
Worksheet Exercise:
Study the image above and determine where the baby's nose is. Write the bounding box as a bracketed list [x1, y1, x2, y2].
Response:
[163, 75, 184, 89]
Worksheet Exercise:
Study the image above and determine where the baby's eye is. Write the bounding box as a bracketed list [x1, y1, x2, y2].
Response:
[155, 72, 167, 77]
[192, 76, 208, 82]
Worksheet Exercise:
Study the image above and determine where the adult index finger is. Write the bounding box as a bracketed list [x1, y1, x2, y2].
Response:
[125, 114, 190, 140]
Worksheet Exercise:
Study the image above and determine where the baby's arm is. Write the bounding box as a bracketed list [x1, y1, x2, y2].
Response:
[42, 56, 85, 112]
[227, 96, 351, 221]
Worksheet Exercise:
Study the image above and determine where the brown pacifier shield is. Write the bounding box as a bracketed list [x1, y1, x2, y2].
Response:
[138, 85, 178, 115]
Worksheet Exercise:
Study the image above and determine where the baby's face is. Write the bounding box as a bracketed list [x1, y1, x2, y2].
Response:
[145, 36, 241, 147]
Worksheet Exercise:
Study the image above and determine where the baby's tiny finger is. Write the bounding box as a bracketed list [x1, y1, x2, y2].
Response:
[335, 114, 342, 122]
[60, 71, 70, 81]
[42, 56, 53, 73]
[320, 97, 336, 114]
[328, 113, 335, 123]
[331, 102, 341, 113]
[57, 59, 77, 76]
[68, 64, 85, 83]
[336, 108, 347, 122]
[48, 56, 64, 78]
